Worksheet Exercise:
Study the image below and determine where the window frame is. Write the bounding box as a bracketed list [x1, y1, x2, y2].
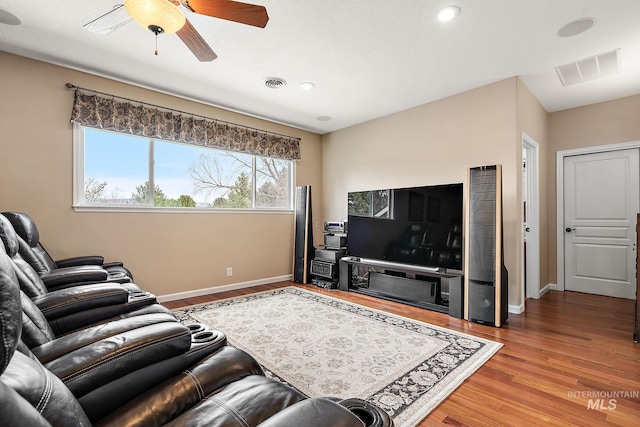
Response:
[72, 123, 295, 213]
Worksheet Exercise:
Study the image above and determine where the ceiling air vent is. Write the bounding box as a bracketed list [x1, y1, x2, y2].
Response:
[264, 77, 287, 89]
[556, 49, 621, 87]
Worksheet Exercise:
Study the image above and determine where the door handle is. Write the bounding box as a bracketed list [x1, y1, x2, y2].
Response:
[525, 227, 530, 232]
[565, 227, 574, 232]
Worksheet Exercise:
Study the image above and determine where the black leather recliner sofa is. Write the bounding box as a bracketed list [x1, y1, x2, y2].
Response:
[0, 238, 393, 425]
[2, 211, 134, 282]
[0, 214, 166, 334]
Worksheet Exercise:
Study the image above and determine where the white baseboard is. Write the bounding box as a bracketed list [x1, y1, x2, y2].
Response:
[157, 275, 292, 303]
[510, 284, 554, 314]
[158, 278, 559, 316]
[508, 304, 524, 314]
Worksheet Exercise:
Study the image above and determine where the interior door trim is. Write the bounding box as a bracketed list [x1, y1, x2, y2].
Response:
[522, 133, 540, 300]
[556, 140, 640, 291]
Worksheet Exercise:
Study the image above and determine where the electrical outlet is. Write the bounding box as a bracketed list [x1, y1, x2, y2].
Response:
[226, 267, 233, 277]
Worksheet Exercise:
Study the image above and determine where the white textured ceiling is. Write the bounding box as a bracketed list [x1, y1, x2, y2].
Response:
[1, 0, 640, 134]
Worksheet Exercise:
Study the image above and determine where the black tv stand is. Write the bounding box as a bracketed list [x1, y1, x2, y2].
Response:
[338, 257, 464, 318]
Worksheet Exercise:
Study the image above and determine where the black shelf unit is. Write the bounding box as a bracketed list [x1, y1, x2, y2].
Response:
[338, 257, 464, 318]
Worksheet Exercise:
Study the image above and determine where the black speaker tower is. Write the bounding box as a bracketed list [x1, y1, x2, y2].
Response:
[293, 185, 314, 284]
[464, 165, 508, 327]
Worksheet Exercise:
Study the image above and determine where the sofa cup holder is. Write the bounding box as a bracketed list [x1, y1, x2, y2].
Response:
[186, 323, 223, 344]
[192, 330, 220, 343]
[185, 323, 206, 334]
[338, 398, 393, 427]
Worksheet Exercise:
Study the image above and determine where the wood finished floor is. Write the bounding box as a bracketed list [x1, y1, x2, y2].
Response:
[163, 283, 640, 426]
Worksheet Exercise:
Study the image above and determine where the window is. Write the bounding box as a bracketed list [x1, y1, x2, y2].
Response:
[347, 190, 392, 218]
[74, 125, 294, 210]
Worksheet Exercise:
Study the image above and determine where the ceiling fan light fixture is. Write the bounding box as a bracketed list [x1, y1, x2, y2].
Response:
[124, 0, 186, 35]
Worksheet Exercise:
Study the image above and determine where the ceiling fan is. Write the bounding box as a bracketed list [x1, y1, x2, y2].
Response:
[83, 0, 269, 62]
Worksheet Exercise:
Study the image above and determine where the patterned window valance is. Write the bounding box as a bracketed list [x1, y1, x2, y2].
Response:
[68, 86, 301, 161]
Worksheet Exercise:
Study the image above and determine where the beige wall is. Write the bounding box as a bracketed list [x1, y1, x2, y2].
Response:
[547, 94, 640, 284]
[319, 79, 640, 307]
[321, 78, 524, 307]
[0, 52, 322, 297]
[5, 48, 638, 306]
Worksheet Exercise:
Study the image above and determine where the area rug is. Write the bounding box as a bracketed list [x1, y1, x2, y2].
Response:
[172, 287, 502, 427]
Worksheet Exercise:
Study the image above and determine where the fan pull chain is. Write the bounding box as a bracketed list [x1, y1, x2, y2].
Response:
[148, 25, 164, 56]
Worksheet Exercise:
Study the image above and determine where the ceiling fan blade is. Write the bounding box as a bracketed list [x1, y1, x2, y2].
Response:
[83, 4, 132, 35]
[177, 18, 218, 61]
[181, 0, 269, 28]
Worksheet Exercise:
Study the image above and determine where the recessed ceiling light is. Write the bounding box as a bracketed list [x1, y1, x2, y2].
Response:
[316, 116, 332, 122]
[437, 6, 460, 22]
[264, 77, 287, 89]
[299, 82, 316, 90]
[0, 8, 22, 26]
[557, 18, 595, 37]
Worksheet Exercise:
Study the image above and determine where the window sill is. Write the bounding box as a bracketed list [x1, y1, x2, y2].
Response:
[72, 205, 294, 214]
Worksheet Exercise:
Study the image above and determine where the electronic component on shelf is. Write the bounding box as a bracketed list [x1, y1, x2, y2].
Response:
[312, 277, 338, 289]
[315, 249, 346, 263]
[311, 259, 337, 278]
[324, 221, 347, 234]
[312, 220, 347, 283]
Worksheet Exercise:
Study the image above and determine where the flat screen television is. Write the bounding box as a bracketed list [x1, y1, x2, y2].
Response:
[347, 183, 463, 272]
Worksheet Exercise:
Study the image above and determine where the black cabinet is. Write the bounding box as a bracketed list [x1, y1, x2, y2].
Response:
[338, 258, 464, 318]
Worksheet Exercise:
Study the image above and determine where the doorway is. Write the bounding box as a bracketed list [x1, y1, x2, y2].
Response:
[557, 142, 640, 299]
[522, 134, 541, 301]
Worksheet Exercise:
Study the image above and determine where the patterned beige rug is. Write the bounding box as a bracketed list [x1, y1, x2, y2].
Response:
[173, 287, 502, 427]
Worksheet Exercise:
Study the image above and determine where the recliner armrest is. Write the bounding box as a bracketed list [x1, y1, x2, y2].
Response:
[101, 261, 124, 269]
[55, 255, 104, 268]
[40, 266, 109, 289]
[31, 284, 129, 321]
[93, 346, 266, 427]
[46, 299, 165, 337]
[31, 312, 180, 363]
[40, 322, 192, 398]
[76, 327, 228, 423]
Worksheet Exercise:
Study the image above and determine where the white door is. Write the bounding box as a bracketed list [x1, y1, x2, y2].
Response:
[564, 148, 639, 299]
